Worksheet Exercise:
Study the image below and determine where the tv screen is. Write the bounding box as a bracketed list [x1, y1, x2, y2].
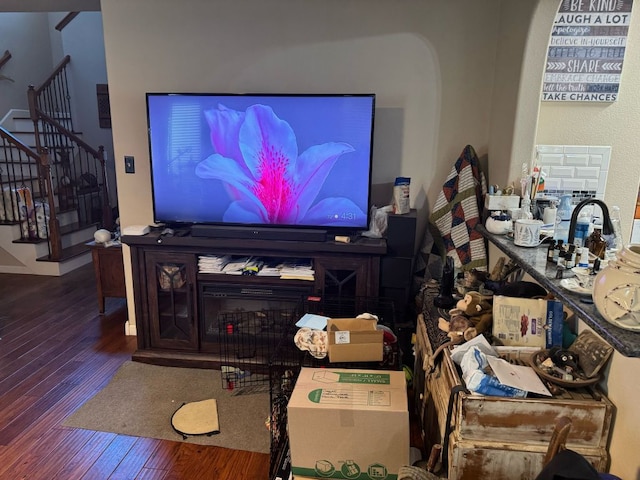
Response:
[146, 93, 375, 232]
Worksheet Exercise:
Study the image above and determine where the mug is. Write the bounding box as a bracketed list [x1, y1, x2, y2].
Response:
[543, 206, 557, 226]
[514, 219, 544, 247]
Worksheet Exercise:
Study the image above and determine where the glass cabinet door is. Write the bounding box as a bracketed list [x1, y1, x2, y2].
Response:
[145, 252, 198, 350]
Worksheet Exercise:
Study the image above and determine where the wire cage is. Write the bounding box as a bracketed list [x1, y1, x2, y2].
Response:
[302, 294, 397, 329]
[218, 308, 297, 391]
[267, 295, 400, 479]
[268, 344, 298, 480]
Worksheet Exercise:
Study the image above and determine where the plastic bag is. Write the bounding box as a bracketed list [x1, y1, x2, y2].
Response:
[361, 205, 393, 238]
[461, 347, 527, 397]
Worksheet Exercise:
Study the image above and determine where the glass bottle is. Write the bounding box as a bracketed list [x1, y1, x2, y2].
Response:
[520, 196, 533, 220]
[547, 240, 556, 263]
[565, 244, 576, 269]
[553, 239, 563, 263]
[588, 228, 607, 259]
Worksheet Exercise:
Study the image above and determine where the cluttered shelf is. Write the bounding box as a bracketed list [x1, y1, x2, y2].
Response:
[478, 225, 640, 357]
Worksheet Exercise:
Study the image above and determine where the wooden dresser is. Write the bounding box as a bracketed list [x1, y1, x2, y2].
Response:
[413, 281, 613, 480]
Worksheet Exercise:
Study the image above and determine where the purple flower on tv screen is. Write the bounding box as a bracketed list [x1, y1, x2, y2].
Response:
[195, 104, 364, 225]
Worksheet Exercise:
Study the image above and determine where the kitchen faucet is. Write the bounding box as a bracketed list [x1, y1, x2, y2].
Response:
[567, 198, 614, 245]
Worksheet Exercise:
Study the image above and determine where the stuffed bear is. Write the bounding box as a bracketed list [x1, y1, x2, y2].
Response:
[438, 291, 493, 342]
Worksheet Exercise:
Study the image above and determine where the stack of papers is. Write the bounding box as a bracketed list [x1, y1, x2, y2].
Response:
[279, 259, 314, 281]
[221, 256, 253, 275]
[256, 259, 284, 277]
[198, 255, 231, 274]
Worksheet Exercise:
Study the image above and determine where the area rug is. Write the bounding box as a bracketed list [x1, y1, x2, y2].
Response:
[62, 361, 270, 453]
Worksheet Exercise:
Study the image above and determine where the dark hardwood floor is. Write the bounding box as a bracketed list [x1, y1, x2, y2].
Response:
[0, 264, 269, 479]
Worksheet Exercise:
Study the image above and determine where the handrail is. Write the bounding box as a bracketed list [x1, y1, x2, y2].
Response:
[0, 129, 63, 259]
[0, 50, 11, 69]
[5, 53, 115, 263]
[32, 55, 70, 96]
[55, 13, 80, 32]
[35, 109, 102, 159]
[0, 126, 40, 160]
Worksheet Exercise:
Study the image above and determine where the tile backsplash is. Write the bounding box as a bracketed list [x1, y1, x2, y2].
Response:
[535, 144, 610, 203]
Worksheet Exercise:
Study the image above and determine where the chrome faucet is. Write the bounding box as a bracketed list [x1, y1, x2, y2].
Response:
[567, 198, 614, 245]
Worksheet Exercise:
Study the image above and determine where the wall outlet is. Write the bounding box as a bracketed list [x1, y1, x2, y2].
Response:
[124, 156, 135, 174]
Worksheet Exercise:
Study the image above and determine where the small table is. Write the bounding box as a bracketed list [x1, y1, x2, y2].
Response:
[86, 241, 126, 313]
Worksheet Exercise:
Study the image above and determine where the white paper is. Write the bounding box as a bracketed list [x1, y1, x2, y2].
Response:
[486, 356, 552, 396]
[295, 313, 329, 330]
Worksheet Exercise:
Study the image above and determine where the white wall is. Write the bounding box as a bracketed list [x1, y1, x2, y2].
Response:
[100, 0, 510, 332]
[0, 13, 53, 116]
[529, 2, 640, 478]
[101, 0, 506, 231]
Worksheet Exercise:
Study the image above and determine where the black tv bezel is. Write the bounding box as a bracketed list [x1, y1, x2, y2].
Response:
[145, 92, 376, 235]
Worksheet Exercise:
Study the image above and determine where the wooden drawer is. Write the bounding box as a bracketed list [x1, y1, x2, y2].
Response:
[448, 437, 607, 480]
[414, 312, 613, 479]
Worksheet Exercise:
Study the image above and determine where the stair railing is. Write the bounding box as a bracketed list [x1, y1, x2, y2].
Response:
[0, 127, 62, 259]
[27, 55, 113, 251]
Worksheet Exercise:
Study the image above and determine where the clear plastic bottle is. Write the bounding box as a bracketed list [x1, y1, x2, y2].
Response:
[578, 246, 590, 268]
[609, 205, 624, 251]
[553, 194, 572, 244]
[574, 211, 591, 248]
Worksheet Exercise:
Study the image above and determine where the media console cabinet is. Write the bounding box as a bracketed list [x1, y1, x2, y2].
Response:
[122, 232, 386, 368]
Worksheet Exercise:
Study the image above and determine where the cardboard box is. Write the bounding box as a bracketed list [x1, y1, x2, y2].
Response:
[492, 295, 564, 348]
[288, 367, 409, 480]
[326, 318, 383, 362]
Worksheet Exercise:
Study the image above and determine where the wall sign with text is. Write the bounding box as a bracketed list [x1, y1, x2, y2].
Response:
[542, 0, 634, 102]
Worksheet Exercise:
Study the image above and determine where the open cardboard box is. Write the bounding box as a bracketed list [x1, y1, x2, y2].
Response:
[288, 367, 409, 479]
[326, 318, 383, 362]
[492, 296, 564, 348]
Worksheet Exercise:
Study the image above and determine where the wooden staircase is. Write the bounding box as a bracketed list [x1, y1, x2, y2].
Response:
[0, 56, 113, 276]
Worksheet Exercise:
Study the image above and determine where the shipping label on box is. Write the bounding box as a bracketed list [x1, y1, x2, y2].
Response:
[288, 367, 409, 480]
[492, 296, 564, 348]
[327, 318, 383, 363]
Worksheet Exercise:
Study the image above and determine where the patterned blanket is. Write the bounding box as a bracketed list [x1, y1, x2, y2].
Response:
[430, 145, 487, 271]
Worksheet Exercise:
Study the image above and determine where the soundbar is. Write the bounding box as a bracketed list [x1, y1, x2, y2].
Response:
[191, 225, 327, 242]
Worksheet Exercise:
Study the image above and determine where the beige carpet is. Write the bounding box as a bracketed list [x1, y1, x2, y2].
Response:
[63, 361, 270, 453]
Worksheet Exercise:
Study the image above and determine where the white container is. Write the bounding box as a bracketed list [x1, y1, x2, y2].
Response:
[485, 214, 512, 235]
[543, 206, 557, 225]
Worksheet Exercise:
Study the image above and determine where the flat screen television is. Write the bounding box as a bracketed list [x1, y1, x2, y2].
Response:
[145, 93, 375, 237]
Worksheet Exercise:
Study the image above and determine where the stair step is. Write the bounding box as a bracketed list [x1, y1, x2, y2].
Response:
[11, 222, 97, 245]
[36, 239, 94, 263]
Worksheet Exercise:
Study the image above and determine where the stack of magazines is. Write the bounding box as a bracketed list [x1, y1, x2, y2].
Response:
[198, 254, 231, 273]
[279, 259, 314, 281]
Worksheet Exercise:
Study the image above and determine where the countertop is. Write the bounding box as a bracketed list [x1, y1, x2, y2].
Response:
[479, 225, 640, 357]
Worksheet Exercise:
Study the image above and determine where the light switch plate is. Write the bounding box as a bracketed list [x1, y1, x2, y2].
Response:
[124, 156, 135, 174]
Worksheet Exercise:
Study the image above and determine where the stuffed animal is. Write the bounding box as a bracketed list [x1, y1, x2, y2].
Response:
[439, 291, 493, 342]
[437, 313, 474, 344]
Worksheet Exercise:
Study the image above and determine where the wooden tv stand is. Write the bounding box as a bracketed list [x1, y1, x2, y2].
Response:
[122, 231, 386, 368]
